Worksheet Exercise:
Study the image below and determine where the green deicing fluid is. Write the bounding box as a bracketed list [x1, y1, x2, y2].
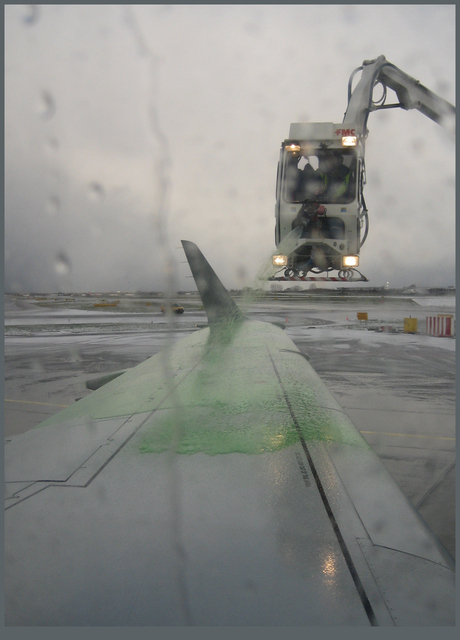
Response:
[36, 316, 367, 456]
[136, 321, 368, 456]
[138, 408, 300, 456]
[137, 366, 366, 456]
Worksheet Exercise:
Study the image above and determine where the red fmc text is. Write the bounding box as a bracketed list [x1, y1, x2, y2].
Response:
[335, 128, 356, 136]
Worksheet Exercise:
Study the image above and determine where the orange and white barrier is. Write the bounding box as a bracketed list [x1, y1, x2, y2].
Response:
[426, 314, 455, 337]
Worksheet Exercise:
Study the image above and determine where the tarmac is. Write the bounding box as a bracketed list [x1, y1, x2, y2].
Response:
[4, 292, 456, 558]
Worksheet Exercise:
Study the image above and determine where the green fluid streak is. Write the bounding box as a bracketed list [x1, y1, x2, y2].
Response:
[137, 402, 362, 456]
[136, 321, 366, 456]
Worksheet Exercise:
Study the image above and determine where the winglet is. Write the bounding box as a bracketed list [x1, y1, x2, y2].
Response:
[181, 240, 244, 325]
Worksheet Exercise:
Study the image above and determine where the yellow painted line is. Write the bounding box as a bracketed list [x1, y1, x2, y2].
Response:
[5, 399, 69, 408]
[361, 430, 454, 441]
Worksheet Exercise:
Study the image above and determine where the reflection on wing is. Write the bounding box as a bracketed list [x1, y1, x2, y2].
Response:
[5, 242, 455, 626]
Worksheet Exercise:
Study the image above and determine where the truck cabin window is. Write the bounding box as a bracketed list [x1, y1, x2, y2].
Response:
[284, 148, 357, 205]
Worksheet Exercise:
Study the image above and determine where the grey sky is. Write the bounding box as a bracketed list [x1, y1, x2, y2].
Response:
[5, 4, 455, 292]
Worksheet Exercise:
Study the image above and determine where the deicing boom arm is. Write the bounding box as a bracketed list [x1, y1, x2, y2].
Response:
[343, 55, 455, 135]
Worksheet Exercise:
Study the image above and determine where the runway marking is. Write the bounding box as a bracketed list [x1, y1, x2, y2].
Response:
[5, 399, 70, 408]
[360, 430, 454, 441]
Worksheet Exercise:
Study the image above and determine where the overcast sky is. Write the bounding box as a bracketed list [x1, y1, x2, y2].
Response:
[4, 4, 455, 293]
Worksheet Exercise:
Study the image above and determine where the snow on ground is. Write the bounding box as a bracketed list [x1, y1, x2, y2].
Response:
[286, 326, 456, 352]
[412, 297, 456, 308]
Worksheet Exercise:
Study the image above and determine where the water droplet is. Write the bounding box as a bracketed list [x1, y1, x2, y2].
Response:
[70, 346, 82, 363]
[54, 252, 72, 276]
[88, 182, 105, 201]
[31, 360, 45, 374]
[37, 90, 56, 119]
[236, 265, 247, 282]
[46, 195, 60, 217]
[23, 5, 39, 25]
[46, 136, 59, 152]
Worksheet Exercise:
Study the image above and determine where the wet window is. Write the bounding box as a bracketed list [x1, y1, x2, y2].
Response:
[283, 148, 357, 205]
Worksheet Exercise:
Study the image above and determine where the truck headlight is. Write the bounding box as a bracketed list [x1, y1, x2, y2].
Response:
[342, 255, 359, 267]
[342, 136, 357, 147]
[273, 255, 288, 267]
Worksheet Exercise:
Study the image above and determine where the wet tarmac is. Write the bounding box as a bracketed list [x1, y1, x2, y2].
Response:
[4, 293, 455, 557]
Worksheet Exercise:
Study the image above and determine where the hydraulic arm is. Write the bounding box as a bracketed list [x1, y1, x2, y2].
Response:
[344, 55, 455, 134]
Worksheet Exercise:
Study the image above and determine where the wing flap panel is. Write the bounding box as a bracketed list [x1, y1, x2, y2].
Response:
[325, 441, 454, 567]
[357, 539, 455, 626]
[5, 417, 132, 483]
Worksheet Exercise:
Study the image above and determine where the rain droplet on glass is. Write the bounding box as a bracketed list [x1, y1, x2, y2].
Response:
[88, 182, 105, 201]
[23, 5, 39, 25]
[46, 136, 60, 152]
[46, 195, 60, 217]
[54, 252, 72, 276]
[37, 90, 56, 119]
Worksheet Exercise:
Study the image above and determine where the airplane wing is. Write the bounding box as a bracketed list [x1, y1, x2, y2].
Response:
[5, 241, 455, 626]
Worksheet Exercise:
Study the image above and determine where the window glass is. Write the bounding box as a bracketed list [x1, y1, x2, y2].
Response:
[284, 148, 357, 204]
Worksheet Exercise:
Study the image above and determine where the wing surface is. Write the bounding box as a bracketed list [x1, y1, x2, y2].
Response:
[4, 242, 454, 626]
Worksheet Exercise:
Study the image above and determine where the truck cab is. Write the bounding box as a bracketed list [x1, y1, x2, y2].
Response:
[275, 122, 366, 276]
